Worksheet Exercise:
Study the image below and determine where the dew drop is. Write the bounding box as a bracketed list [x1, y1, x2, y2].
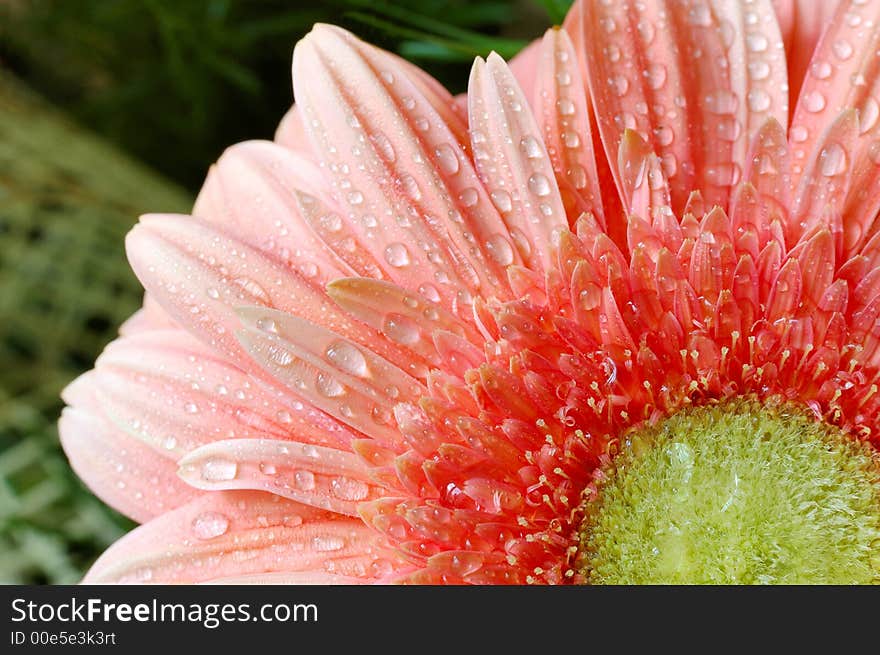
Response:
[256, 317, 278, 333]
[803, 91, 826, 113]
[748, 60, 770, 81]
[528, 173, 552, 197]
[832, 39, 854, 61]
[819, 143, 847, 177]
[400, 174, 422, 201]
[383, 242, 411, 268]
[294, 470, 316, 491]
[790, 125, 809, 142]
[486, 234, 514, 266]
[260, 462, 277, 476]
[520, 135, 543, 159]
[192, 512, 229, 540]
[311, 535, 345, 552]
[330, 476, 370, 501]
[859, 97, 880, 134]
[557, 99, 576, 116]
[810, 60, 833, 79]
[325, 341, 369, 377]
[459, 187, 479, 208]
[563, 131, 581, 148]
[434, 144, 460, 175]
[490, 189, 513, 213]
[383, 312, 421, 345]
[645, 64, 667, 90]
[418, 283, 441, 302]
[746, 33, 768, 53]
[747, 88, 771, 112]
[316, 373, 346, 398]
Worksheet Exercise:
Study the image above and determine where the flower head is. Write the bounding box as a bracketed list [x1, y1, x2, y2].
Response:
[62, 0, 880, 584]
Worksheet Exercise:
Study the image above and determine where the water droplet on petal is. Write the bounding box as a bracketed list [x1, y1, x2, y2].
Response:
[294, 470, 316, 491]
[645, 64, 667, 90]
[519, 135, 543, 159]
[316, 373, 346, 398]
[330, 476, 370, 501]
[833, 39, 853, 61]
[311, 535, 345, 552]
[434, 144, 460, 175]
[528, 173, 552, 197]
[192, 511, 229, 540]
[384, 242, 411, 268]
[747, 89, 771, 112]
[803, 91, 826, 113]
[819, 143, 847, 177]
[383, 313, 421, 345]
[486, 234, 514, 266]
[325, 341, 369, 377]
[746, 33, 768, 53]
[490, 189, 513, 213]
[859, 97, 880, 134]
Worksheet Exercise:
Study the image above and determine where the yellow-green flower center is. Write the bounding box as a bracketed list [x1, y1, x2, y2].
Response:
[578, 400, 880, 584]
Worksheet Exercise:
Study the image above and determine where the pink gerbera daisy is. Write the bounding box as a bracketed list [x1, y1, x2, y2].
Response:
[62, 0, 880, 584]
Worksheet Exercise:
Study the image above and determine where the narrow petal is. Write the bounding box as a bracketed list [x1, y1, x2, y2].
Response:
[293, 24, 517, 310]
[569, 0, 740, 211]
[178, 439, 385, 516]
[235, 306, 424, 449]
[83, 491, 400, 583]
[533, 28, 605, 226]
[468, 52, 568, 276]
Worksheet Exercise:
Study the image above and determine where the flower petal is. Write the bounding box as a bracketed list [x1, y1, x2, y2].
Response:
[178, 439, 385, 516]
[59, 406, 198, 523]
[468, 52, 568, 276]
[293, 24, 517, 309]
[83, 491, 401, 583]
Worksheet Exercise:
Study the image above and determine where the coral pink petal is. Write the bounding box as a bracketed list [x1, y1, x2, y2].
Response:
[59, 406, 198, 523]
[468, 52, 568, 276]
[178, 439, 386, 516]
[570, 0, 748, 212]
[533, 28, 605, 227]
[235, 306, 424, 449]
[327, 277, 482, 367]
[82, 491, 401, 583]
[293, 24, 516, 309]
[773, 0, 842, 110]
[509, 38, 542, 100]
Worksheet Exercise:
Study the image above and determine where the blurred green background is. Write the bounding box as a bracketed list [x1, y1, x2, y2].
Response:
[0, 0, 565, 583]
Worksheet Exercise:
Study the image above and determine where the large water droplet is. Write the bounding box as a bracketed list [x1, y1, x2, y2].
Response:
[383, 242, 411, 268]
[434, 144, 460, 175]
[645, 64, 667, 90]
[383, 313, 421, 344]
[316, 373, 345, 398]
[311, 535, 345, 552]
[294, 470, 316, 491]
[330, 476, 370, 501]
[490, 189, 513, 213]
[803, 91, 826, 113]
[519, 135, 543, 159]
[528, 173, 552, 197]
[325, 341, 369, 377]
[192, 511, 229, 540]
[747, 89, 771, 112]
[819, 143, 847, 177]
[832, 39, 854, 61]
[486, 234, 514, 266]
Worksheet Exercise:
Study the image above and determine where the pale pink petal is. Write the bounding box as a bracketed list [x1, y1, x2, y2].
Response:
[59, 406, 198, 523]
[293, 24, 517, 311]
[125, 214, 413, 372]
[773, 0, 842, 109]
[468, 52, 568, 276]
[87, 329, 358, 453]
[192, 141, 354, 286]
[710, 0, 789, 165]
[178, 439, 386, 516]
[83, 491, 402, 583]
[206, 571, 365, 584]
[618, 128, 672, 223]
[235, 306, 424, 449]
[118, 294, 178, 335]
[274, 105, 310, 151]
[533, 28, 606, 227]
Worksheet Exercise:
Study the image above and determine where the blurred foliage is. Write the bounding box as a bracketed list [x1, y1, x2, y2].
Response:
[0, 69, 190, 582]
[0, 0, 567, 583]
[1, 0, 562, 190]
